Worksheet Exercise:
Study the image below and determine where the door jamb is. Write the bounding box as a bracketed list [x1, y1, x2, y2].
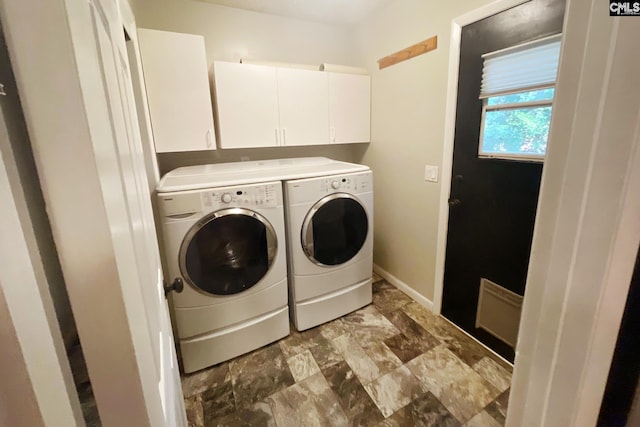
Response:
[433, 0, 530, 315]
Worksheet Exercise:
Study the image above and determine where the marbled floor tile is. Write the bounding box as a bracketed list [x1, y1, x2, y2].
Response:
[181, 361, 231, 399]
[472, 357, 511, 393]
[322, 361, 384, 426]
[229, 343, 294, 408]
[384, 310, 440, 359]
[360, 341, 403, 375]
[287, 349, 321, 382]
[484, 389, 509, 425]
[185, 394, 204, 427]
[437, 370, 500, 424]
[341, 305, 401, 345]
[436, 318, 494, 367]
[332, 334, 383, 384]
[401, 302, 447, 338]
[384, 311, 439, 346]
[278, 326, 321, 359]
[202, 380, 235, 421]
[401, 302, 487, 367]
[267, 372, 350, 427]
[307, 333, 344, 369]
[364, 365, 427, 418]
[372, 281, 414, 314]
[372, 272, 384, 284]
[462, 410, 502, 427]
[377, 392, 461, 427]
[406, 345, 470, 397]
[319, 318, 350, 340]
[384, 333, 425, 363]
[205, 401, 276, 427]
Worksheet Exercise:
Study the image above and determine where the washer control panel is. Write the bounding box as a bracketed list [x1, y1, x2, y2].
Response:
[158, 181, 281, 218]
[201, 182, 280, 211]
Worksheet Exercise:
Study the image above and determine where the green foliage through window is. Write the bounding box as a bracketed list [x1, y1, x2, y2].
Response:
[480, 88, 554, 159]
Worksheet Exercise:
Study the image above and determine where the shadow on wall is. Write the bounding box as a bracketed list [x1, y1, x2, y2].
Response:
[156, 143, 370, 176]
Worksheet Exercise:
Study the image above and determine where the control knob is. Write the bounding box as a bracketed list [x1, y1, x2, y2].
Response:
[221, 193, 232, 203]
[331, 180, 340, 189]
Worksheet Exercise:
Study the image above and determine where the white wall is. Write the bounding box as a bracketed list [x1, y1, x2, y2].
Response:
[354, 0, 494, 302]
[133, 0, 366, 174]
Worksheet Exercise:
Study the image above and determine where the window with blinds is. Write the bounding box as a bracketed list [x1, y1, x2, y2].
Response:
[479, 34, 562, 161]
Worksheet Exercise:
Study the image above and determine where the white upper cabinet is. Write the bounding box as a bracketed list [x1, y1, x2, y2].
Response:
[138, 29, 215, 153]
[213, 61, 370, 149]
[329, 73, 371, 144]
[276, 68, 329, 146]
[213, 62, 280, 148]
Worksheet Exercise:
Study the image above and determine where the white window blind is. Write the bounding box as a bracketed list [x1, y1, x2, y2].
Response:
[480, 34, 562, 99]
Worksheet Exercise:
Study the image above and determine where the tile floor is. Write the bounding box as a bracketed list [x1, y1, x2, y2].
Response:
[182, 274, 512, 427]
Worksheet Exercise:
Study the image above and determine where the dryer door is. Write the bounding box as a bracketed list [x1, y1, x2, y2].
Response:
[179, 208, 277, 296]
[301, 193, 368, 266]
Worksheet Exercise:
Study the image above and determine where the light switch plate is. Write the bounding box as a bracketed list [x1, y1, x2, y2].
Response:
[425, 165, 439, 182]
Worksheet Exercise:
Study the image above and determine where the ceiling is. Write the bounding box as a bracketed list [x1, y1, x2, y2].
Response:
[198, 0, 394, 25]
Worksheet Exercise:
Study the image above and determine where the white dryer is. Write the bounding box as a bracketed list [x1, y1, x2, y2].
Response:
[157, 179, 289, 373]
[284, 169, 373, 331]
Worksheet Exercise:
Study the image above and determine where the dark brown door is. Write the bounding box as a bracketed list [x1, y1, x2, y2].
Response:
[441, 0, 565, 362]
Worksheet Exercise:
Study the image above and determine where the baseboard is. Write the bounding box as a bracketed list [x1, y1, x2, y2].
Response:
[373, 264, 433, 312]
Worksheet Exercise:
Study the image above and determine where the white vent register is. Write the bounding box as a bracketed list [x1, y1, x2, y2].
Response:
[475, 278, 523, 347]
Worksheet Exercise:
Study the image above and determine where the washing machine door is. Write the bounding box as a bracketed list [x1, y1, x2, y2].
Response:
[301, 193, 368, 266]
[179, 208, 277, 296]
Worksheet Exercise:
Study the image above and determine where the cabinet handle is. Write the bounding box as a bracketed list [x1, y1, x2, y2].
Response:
[331, 127, 336, 142]
[206, 129, 213, 148]
[282, 128, 286, 146]
[275, 128, 279, 145]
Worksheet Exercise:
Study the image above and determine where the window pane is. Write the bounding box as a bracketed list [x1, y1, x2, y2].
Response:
[481, 105, 552, 157]
[487, 88, 554, 106]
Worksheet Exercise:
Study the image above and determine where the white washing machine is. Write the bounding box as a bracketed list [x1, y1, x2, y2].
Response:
[284, 169, 373, 331]
[157, 179, 289, 373]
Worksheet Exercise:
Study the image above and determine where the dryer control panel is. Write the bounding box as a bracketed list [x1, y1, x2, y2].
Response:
[285, 171, 373, 205]
[319, 173, 371, 194]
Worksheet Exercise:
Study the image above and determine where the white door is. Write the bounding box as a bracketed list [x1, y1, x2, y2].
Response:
[88, 0, 185, 424]
[277, 67, 330, 146]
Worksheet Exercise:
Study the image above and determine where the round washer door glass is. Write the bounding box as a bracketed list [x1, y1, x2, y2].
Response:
[179, 208, 277, 296]
[302, 193, 368, 266]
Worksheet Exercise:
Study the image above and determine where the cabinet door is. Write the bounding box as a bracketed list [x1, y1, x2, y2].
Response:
[329, 73, 371, 143]
[277, 68, 330, 146]
[214, 62, 280, 149]
[138, 29, 215, 153]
